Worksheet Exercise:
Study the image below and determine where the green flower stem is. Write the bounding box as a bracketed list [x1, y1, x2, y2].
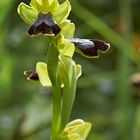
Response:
[47, 39, 59, 85]
[47, 39, 62, 140]
[47, 38, 78, 139]
[51, 85, 62, 140]
[60, 66, 77, 132]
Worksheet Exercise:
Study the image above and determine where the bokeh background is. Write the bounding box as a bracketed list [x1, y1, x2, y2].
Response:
[0, 0, 140, 140]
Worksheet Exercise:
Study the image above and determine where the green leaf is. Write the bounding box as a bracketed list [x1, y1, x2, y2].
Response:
[57, 37, 75, 58]
[17, 2, 38, 25]
[36, 62, 52, 87]
[59, 55, 77, 130]
[59, 54, 75, 85]
[59, 55, 75, 83]
[60, 20, 75, 39]
[58, 54, 80, 86]
[53, 0, 71, 24]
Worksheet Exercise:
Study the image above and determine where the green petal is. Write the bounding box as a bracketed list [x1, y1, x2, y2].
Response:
[36, 62, 52, 87]
[57, 37, 75, 58]
[60, 20, 75, 39]
[30, 0, 47, 13]
[30, 0, 59, 13]
[53, 0, 71, 24]
[17, 2, 38, 25]
[58, 62, 65, 86]
[48, 0, 59, 12]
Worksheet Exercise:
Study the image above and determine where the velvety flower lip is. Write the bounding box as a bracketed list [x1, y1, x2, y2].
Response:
[28, 12, 61, 35]
[70, 38, 110, 58]
[24, 69, 39, 81]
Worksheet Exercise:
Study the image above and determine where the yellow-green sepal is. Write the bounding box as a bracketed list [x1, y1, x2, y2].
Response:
[48, 0, 60, 12]
[57, 35, 75, 58]
[36, 62, 52, 87]
[17, 2, 38, 25]
[53, 0, 71, 24]
[60, 20, 75, 39]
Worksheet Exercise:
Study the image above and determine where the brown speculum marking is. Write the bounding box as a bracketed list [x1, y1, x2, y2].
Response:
[28, 13, 61, 35]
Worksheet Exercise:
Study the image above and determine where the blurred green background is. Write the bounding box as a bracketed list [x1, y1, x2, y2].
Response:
[0, 0, 140, 140]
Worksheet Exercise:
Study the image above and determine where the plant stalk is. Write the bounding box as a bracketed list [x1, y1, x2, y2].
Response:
[47, 40, 62, 140]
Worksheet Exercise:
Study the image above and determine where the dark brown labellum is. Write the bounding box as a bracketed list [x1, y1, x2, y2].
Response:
[28, 13, 61, 35]
[24, 69, 39, 81]
[70, 38, 110, 58]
